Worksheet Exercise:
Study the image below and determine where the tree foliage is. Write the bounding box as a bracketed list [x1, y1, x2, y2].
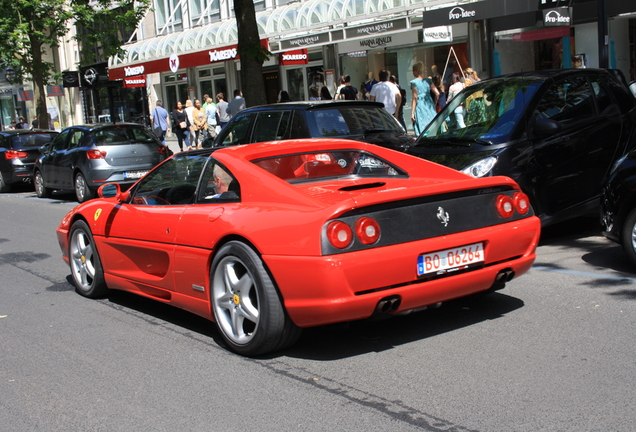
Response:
[0, 0, 149, 126]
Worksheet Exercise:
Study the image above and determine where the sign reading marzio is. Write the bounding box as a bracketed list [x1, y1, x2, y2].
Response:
[280, 32, 330, 50]
[345, 18, 407, 39]
[543, 7, 571, 26]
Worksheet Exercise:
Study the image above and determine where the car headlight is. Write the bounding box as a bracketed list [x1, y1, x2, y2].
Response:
[461, 156, 497, 178]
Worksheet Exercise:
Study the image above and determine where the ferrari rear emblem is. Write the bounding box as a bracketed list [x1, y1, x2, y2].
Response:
[233, 294, 240, 305]
[81, 256, 86, 264]
[437, 206, 449, 227]
[94, 209, 102, 221]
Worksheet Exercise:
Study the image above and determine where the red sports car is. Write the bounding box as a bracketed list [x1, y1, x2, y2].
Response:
[57, 139, 540, 356]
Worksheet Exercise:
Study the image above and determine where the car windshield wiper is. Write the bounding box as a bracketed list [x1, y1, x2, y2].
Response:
[449, 137, 493, 146]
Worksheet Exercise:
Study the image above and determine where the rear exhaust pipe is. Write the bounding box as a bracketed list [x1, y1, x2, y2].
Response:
[491, 268, 515, 292]
[375, 295, 401, 315]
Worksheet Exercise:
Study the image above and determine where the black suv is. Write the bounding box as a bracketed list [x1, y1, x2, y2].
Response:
[407, 69, 636, 226]
[209, 101, 413, 152]
[0, 129, 58, 192]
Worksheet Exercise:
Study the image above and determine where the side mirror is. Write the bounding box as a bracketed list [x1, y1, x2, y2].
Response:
[98, 183, 130, 202]
[533, 118, 561, 137]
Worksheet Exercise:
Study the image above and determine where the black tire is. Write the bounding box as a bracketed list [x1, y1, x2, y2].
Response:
[75, 173, 94, 203]
[68, 220, 109, 298]
[621, 208, 636, 267]
[210, 241, 301, 356]
[0, 171, 11, 193]
[34, 170, 52, 198]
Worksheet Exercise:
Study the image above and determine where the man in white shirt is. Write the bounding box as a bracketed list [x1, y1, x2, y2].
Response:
[369, 69, 402, 119]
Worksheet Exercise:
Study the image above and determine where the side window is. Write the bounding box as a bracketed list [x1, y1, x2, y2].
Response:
[69, 131, 86, 149]
[48, 130, 70, 152]
[534, 76, 595, 125]
[197, 160, 240, 203]
[218, 113, 255, 146]
[590, 80, 612, 114]
[251, 111, 290, 143]
[130, 153, 208, 205]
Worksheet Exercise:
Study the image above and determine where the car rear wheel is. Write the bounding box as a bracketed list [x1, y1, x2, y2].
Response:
[34, 170, 52, 198]
[621, 208, 636, 266]
[69, 220, 108, 298]
[75, 173, 94, 203]
[211, 241, 301, 356]
[0, 171, 11, 193]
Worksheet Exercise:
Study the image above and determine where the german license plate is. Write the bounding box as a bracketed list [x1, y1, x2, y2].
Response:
[417, 242, 484, 276]
[123, 170, 148, 179]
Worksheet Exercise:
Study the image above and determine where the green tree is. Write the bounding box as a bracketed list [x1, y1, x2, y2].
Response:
[0, 0, 149, 127]
[233, 0, 269, 107]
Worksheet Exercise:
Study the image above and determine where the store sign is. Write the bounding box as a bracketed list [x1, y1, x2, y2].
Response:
[80, 63, 108, 88]
[108, 40, 269, 81]
[543, 7, 572, 26]
[345, 18, 408, 39]
[422, 0, 505, 27]
[62, 71, 80, 88]
[169, 54, 179, 73]
[0, 89, 12, 99]
[124, 65, 145, 77]
[209, 47, 238, 63]
[279, 49, 308, 65]
[47, 85, 64, 97]
[123, 75, 147, 88]
[359, 36, 393, 49]
[346, 51, 367, 58]
[17, 89, 33, 101]
[280, 32, 330, 50]
[423, 26, 452, 42]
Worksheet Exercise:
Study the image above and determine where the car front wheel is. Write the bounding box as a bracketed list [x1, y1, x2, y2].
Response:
[69, 220, 108, 298]
[211, 241, 301, 356]
[34, 170, 52, 198]
[75, 173, 94, 203]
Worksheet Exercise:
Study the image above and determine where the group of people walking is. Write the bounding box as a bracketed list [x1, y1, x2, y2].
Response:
[149, 90, 245, 151]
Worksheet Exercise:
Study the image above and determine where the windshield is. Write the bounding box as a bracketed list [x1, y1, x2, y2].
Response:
[416, 77, 543, 146]
[306, 107, 404, 138]
[93, 126, 158, 146]
[10, 133, 58, 148]
[252, 150, 407, 183]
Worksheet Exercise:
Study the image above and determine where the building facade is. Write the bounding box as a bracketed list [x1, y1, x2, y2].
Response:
[16, 0, 632, 133]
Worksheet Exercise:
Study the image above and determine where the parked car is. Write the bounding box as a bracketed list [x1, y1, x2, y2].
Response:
[56, 139, 540, 356]
[407, 68, 636, 226]
[205, 100, 413, 152]
[601, 148, 636, 265]
[34, 123, 172, 202]
[0, 129, 58, 192]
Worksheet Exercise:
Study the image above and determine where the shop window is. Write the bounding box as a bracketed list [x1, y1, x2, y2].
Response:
[199, 69, 211, 78]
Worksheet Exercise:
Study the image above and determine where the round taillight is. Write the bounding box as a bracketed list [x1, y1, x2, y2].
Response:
[513, 192, 530, 215]
[496, 195, 514, 218]
[326, 221, 352, 249]
[356, 217, 380, 245]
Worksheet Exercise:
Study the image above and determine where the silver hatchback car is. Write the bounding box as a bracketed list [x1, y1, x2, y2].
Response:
[34, 123, 172, 202]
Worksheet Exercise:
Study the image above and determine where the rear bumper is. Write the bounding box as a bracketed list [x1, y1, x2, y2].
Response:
[264, 216, 540, 328]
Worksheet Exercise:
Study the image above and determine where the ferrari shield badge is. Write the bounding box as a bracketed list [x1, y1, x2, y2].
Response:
[94, 209, 102, 221]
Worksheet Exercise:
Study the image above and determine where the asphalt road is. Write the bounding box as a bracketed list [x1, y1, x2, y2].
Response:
[1, 189, 635, 431]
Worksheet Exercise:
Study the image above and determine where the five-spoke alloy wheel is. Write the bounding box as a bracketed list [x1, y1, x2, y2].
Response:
[211, 241, 301, 356]
[69, 220, 108, 298]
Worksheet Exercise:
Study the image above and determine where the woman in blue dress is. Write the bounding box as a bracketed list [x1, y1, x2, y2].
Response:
[410, 61, 439, 136]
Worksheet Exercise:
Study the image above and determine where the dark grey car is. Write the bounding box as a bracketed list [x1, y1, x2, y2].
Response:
[34, 123, 172, 202]
[207, 101, 413, 152]
[0, 130, 58, 192]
